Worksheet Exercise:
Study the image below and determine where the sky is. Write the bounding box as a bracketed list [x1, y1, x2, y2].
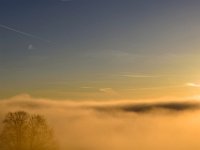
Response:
[1, 0, 200, 100]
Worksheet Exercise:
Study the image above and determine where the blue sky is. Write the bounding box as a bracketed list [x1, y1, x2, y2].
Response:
[1, 0, 200, 99]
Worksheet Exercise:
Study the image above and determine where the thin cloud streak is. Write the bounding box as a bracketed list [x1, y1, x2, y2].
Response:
[81, 87, 94, 89]
[126, 85, 185, 91]
[120, 74, 160, 78]
[99, 88, 118, 95]
[0, 24, 50, 43]
[60, 0, 73, 2]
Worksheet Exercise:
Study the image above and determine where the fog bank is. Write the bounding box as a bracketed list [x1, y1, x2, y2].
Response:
[1, 94, 200, 150]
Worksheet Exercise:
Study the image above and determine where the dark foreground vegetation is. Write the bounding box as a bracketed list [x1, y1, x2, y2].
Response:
[0, 111, 59, 150]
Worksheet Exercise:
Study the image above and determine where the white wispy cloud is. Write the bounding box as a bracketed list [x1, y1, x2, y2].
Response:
[99, 88, 118, 95]
[186, 83, 200, 88]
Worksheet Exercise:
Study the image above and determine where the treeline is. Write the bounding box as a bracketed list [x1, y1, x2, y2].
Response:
[0, 111, 59, 150]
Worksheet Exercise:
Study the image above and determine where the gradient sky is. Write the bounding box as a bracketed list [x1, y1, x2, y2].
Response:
[1, 0, 200, 100]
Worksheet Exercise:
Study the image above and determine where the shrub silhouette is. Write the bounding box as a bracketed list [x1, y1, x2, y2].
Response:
[0, 111, 58, 150]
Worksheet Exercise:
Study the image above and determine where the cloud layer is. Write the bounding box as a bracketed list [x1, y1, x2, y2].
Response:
[1, 94, 200, 150]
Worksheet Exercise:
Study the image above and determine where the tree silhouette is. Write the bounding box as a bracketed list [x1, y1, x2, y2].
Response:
[0, 111, 58, 150]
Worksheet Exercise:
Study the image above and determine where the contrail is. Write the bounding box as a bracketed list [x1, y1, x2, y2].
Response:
[0, 24, 50, 43]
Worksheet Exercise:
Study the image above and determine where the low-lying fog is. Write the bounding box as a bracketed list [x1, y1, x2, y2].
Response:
[1, 94, 200, 150]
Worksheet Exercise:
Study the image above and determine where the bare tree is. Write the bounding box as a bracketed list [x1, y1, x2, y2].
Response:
[0, 111, 58, 150]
